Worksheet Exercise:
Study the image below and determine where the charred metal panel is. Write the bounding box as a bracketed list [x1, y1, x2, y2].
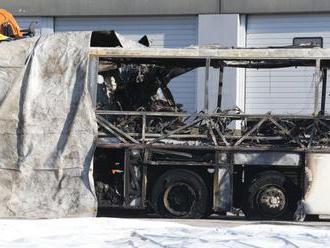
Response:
[3, 0, 219, 17]
[213, 153, 232, 212]
[233, 152, 301, 166]
[215, 167, 232, 211]
[304, 153, 330, 215]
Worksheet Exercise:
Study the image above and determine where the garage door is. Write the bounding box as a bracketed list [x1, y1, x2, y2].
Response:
[246, 14, 330, 115]
[55, 16, 198, 112]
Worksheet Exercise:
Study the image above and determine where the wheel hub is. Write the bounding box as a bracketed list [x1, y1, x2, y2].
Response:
[258, 186, 286, 216]
[163, 183, 196, 217]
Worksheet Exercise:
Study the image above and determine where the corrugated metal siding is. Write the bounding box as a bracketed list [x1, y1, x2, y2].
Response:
[246, 14, 330, 115]
[55, 16, 198, 112]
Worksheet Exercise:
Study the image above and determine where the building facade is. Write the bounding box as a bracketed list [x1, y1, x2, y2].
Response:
[4, 0, 330, 114]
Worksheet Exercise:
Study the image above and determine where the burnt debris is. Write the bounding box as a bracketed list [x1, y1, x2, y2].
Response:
[92, 31, 193, 112]
[92, 31, 330, 150]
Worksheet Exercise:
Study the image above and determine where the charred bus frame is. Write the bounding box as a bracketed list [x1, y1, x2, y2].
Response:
[88, 46, 330, 220]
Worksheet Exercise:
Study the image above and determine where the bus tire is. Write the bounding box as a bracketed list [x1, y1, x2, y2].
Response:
[244, 171, 299, 220]
[151, 169, 208, 218]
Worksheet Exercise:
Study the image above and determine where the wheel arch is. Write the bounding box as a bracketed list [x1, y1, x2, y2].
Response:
[146, 165, 213, 205]
[233, 165, 304, 209]
[240, 168, 302, 220]
[148, 167, 211, 218]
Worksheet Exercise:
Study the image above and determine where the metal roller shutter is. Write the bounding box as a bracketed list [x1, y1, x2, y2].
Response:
[246, 14, 330, 115]
[55, 16, 198, 112]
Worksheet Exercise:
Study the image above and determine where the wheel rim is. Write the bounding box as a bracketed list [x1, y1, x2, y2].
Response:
[256, 185, 287, 218]
[163, 182, 197, 217]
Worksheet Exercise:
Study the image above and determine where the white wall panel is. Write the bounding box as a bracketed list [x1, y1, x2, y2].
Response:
[246, 14, 330, 115]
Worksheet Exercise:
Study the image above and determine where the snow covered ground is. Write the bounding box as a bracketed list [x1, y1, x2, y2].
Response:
[0, 217, 330, 247]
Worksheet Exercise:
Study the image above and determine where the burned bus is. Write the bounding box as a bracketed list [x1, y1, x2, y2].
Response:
[90, 32, 330, 220]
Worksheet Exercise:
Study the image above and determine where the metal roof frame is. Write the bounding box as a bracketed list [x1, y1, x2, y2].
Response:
[89, 47, 330, 61]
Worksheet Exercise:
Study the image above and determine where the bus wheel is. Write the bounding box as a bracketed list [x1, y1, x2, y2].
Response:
[245, 171, 299, 220]
[151, 169, 208, 218]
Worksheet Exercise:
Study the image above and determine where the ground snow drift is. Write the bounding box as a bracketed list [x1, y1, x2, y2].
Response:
[0, 218, 329, 247]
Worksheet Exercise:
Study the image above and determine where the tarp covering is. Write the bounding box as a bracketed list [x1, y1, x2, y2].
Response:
[0, 32, 98, 218]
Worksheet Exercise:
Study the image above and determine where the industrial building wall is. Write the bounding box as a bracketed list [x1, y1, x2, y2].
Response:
[3, 0, 220, 16]
[221, 0, 330, 14]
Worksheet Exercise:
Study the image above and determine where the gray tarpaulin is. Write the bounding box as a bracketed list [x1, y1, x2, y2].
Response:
[0, 32, 98, 218]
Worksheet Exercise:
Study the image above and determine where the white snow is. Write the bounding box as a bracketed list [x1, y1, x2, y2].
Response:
[0, 218, 329, 247]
